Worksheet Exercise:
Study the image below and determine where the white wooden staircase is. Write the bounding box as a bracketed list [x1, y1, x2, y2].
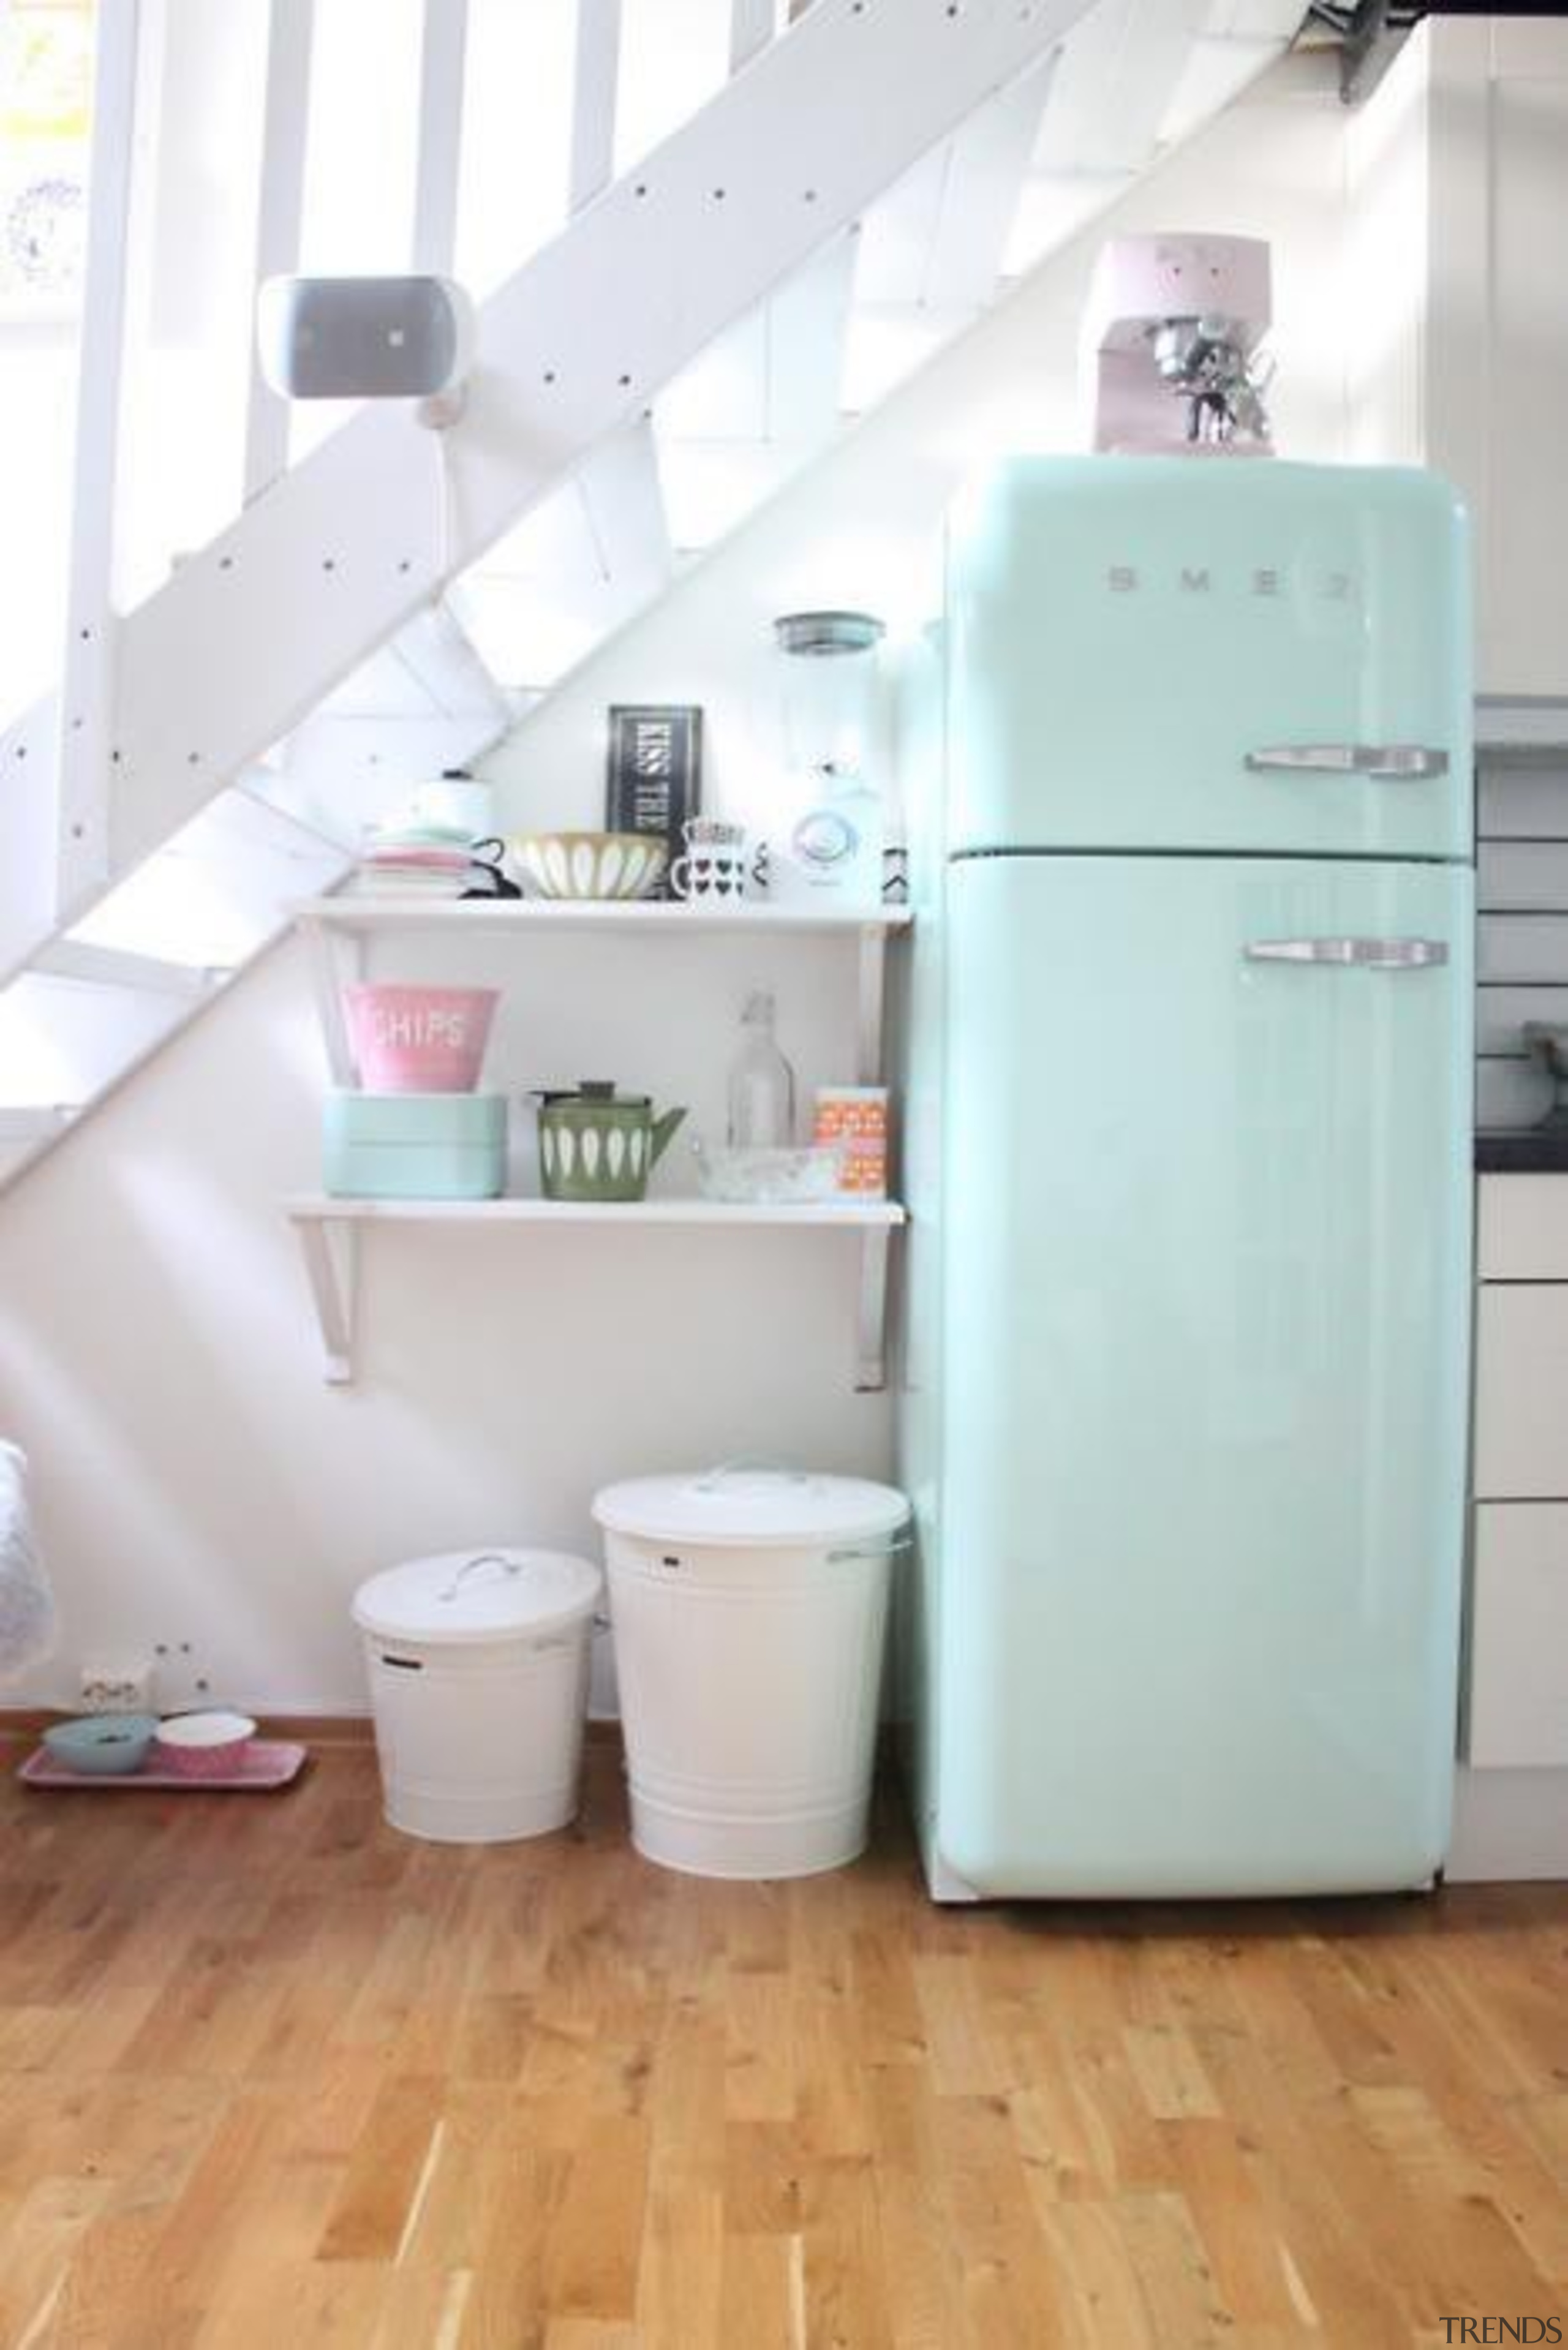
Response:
[0, 0, 1306, 1189]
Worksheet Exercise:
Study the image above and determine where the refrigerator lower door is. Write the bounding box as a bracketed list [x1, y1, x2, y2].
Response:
[934, 854, 1473, 1897]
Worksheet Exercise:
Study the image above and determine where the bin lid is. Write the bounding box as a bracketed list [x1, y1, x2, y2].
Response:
[353, 1548, 601, 1646]
[591, 1467, 909, 1550]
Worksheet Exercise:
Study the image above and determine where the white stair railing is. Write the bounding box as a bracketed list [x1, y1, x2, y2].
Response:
[0, 0, 1093, 1192]
[53, 0, 143, 911]
[0, 0, 1087, 993]
[242, 0, 315, 507]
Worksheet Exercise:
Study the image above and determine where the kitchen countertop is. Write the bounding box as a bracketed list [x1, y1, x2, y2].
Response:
[1476, 1129, 1568, 1173]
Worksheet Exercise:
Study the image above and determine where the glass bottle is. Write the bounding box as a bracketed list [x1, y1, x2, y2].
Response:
[727, 990, 796, 1149]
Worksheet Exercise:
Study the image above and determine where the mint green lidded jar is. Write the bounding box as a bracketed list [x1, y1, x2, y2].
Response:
[534, 1083, 685, 1203]
[323, 1091, 507, 1200]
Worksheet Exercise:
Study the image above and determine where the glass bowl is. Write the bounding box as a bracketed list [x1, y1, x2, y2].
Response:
[693, 1142, 846, 1205]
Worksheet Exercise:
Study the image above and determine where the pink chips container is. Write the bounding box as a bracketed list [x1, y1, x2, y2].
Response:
[344, 985, 500, 1093]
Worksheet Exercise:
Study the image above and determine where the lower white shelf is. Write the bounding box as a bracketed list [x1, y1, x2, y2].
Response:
[286, 1194, 903, 1228]
[284, 1194, 906, 1388]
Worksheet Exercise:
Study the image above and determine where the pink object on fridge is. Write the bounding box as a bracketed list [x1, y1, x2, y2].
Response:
[344, 984, 499, 1092]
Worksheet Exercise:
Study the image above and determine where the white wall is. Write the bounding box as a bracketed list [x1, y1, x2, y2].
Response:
[0, 58, 1351, 1716]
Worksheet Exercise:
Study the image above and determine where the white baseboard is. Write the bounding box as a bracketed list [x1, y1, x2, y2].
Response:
[1447, 1764, 1568, 1882]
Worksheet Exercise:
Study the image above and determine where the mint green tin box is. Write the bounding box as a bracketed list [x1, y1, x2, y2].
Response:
[323, 1091, 507, 1200]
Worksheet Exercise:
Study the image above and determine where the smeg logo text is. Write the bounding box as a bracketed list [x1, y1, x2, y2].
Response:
[1106, 566, 1356, 601]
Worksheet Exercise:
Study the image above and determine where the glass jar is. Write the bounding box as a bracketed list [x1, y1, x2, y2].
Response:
[727, 990, 796, 1150]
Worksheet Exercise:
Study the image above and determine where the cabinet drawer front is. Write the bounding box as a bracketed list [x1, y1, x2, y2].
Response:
[1469, 1504, 1568, 1768]
[1477, 1174, 1568, 1279]
[1475, 1286, 1568, 1496]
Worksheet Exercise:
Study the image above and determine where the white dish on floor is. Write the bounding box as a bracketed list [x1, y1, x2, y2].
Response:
[150, 1709, 257, 1778]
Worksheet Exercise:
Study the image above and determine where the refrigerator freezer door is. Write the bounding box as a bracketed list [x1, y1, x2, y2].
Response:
[945, 458, 1472, 858]
[934, 854, 1473, 1896]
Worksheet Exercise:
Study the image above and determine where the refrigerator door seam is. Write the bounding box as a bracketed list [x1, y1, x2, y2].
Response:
[948, 846, 1469, 867]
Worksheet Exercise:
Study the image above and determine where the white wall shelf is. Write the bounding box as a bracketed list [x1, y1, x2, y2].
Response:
[292, 897, 911, 933]
[288, 894, 909, 1390]
[296, 897, 910, 1090]
[287, 1194, 905, 1391]
[288, 1195, 905, 1225]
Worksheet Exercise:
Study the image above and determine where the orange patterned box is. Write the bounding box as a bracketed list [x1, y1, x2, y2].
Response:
[813, 1087, 889, 1197]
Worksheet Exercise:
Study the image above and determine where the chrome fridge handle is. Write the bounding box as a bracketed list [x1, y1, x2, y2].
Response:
[1243, 938, 1450, 970]
[1245, 743, 1449, 779]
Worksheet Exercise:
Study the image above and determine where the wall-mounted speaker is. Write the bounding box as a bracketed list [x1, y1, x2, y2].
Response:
[256, 274, 475, 401]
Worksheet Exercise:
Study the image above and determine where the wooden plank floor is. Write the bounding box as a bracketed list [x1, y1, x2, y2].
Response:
[0, 1743, 1562, 2348]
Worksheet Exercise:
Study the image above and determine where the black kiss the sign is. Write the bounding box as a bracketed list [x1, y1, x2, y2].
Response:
[605, 705, 704, 897]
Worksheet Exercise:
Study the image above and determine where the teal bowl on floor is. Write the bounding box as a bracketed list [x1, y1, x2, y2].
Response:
[42, 1713, 159, 1776]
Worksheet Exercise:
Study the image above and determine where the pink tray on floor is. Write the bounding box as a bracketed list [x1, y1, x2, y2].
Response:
[18, 1739, 308, 1792]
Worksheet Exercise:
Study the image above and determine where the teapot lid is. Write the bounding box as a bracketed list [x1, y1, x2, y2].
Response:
[534, 1080, 648, 1107]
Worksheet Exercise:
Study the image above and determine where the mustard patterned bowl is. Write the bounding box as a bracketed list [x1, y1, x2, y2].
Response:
[509, 831, 667, 901]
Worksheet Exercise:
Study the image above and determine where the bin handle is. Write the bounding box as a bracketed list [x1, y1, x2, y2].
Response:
[827, 1531, 914, 1564]
[692, 1455, 811, 1491]
[440, 1551, 523, 1603]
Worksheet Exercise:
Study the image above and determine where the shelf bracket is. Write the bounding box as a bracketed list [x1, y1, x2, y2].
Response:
[292, 1211, 358, 1384]
[856, 922, 888, 1086]
[855, 1225, 892, 1394]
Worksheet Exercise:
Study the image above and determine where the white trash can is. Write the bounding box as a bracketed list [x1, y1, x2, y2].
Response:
[592, 1467, 910, 1880]
[353, 1548, 601, 1843]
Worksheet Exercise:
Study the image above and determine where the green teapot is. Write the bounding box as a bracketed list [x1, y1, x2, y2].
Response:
[533, 1082, 687, 1204]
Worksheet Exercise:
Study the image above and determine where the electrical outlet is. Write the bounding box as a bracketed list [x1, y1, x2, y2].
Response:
[79, 1663, 155, 1714]
[153, 1640, 213, 1710]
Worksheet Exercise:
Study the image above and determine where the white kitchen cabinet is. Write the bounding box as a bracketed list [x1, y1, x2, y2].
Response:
[1477, 1172, 1568, 1280]
[1455, 1175, 1568, 1872]
[1466, 1175, 1568, 1778]
[1469, 1504, 1568, 1768]
[1474, 1286, 1568, 1499]
[1349, 22, 1568, 699]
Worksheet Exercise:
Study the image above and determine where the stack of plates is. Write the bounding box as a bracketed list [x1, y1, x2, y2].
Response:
[352, 821, 473, 897]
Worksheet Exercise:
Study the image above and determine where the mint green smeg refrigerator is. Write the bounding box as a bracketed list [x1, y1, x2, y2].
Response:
[899, 457, 1474, 1900]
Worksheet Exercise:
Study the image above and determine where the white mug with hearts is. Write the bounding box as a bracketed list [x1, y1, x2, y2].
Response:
[669, 818, 767, 903]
